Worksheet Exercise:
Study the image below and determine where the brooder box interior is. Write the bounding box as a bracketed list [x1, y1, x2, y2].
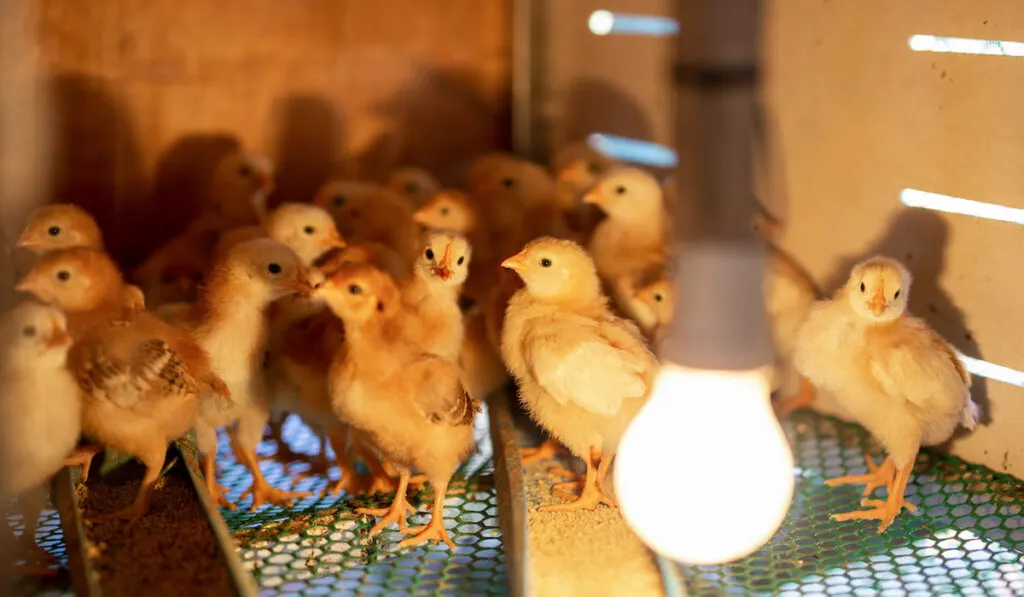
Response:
[1, 0, 1023, 596]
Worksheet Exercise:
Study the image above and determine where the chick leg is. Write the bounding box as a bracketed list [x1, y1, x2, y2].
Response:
[233, 430, 312, 511]
[89, 443, 165, 533]
[290, 430, 333, 486]
[825, 454, 895, 497]
[399, 477, 456, 550]
[540, 446, 614, 512]
[832, 454, 917, 533]
[64, 443, 104, 482]
[355, 440, 398, 495]
[322, 428, 370, 497]
[356, 471, 413, 534]
[520, 437, 565, 465]
[258, 415, 307, 466]
[774, 376, 814, 417]
[197, 424, 236, 510]
[381, 461, 429, 492]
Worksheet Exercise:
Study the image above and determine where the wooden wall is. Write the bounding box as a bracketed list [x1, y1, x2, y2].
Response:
[29, 0, 511, 267]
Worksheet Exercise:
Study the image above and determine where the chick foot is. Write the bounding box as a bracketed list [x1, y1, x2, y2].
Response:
[520, 437, 564, 465]
[824, 454, 894, 497]
[399, 479, 455, 549]
[539, 448, 614, 512]
[64, 444, 103, 482]
[201, 454, 237, 510]
[357, 473, 412, 534]
[381, 461, 428, 492]
[240, 478, 312, 511]
[774, 377, 814, 417]
[831, 460, 914, 534]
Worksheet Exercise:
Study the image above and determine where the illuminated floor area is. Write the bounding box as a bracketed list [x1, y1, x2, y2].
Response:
[676, 411, 1024, 596]
[217, 410, 507, 596]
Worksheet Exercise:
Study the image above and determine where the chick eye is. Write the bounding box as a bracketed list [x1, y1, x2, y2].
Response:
[238, 164, 253, 178]
[333, 195, 346, 207]
[457, 256, 465, 265]
[267, 263, 282, 275]
[860, 282, 866, 292]
[654, 293, 663, 302]
[501, 178, 515, 189]
[47, 226, 61, 237]
[21, 325, 36, 338]
[56, 270, 70, 282]
[440, 207, 450, 216]
[540, 258, 552, 268]
[586, 161, 601, 175]
[425, 248, 435, 260]
[404, 181, 418, 194]
[303, 226, 315, 235]
[894, 289, 901, 299]
[615, 185, 626, 195]
[348, 284, 362, 295]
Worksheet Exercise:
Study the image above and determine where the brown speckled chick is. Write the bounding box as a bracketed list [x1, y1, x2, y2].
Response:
[794, 257, 978, 533]
[15, 248, 229, 530]
[501, 237, 657, 511]
[188, 239, 314, 511]
[320, 263, 478, 549]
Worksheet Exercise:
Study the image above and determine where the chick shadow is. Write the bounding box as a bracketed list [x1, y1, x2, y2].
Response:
[363, 67, 510, 186]
[820, 208, 990, 425]
[140, 134, 241, 268]
[267, 94, 344, 207]
[45, 73, 145, 268]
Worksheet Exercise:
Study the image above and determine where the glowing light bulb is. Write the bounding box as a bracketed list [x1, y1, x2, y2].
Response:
[614, 363, 794, 564]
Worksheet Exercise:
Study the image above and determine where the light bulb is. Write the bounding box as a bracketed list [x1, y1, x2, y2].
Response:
[614, 363, 794, 565]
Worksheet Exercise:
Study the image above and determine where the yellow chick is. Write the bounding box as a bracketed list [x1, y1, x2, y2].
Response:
[475, 158, 574, 244]
[387, 167, 441, 208]
[320, 263, 479, 549]
[317, 241, 411, 284]
[793, 257, 978, 533]
[188, 239, 314, 511]
[401, 230, 471, 362]
[500, 237, 657, 510]
[265, 203, 347, 266]
[583, 167, 670, 322]
[0, 301, 79, 567]
[15, 204, 148, 313]
[631, 275, 673, 342]
[16, 203, 104, 254]
[314, 180, 421, 268]
[764, 246, 820, 416]
[16, 248, 230, 530]
[465, 151, 517, 194]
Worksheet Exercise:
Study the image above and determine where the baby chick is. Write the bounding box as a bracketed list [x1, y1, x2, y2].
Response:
[320, 263, 478, 548]
[501, 237, 657, 510]
[265, 203, 347, 266]
[209, 150, 275, 226]
[401, 230, 471, 362]
[189, 239, 314, 510]
[387, 167, 441, 208]
[793, 257, 978, 532]
[583, 167, 670, 321]
[0, 302, 79, 566]
[631, 274, 673, 342]
[475, 158, 573, 244]
[315, 181, 421, 268]
[764, 246, 820, 416]
[15, 204, 147, 313]
[16, 248, 229, 529]
[17, 203, 104, 254]
[317, 241, 410, 284]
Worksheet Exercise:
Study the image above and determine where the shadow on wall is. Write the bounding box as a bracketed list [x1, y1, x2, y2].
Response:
[143, 134, 240, 265]
[562, 77, 655, 145]
[363, 66, 511, 186]
[820, 208, 990, 424]
[46, 73, 144, 267]
[269, 94, 344, 207]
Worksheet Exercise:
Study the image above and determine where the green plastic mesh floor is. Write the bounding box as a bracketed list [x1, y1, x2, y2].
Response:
[677, 411, 1024, 596]
[217, 407, 508, 596]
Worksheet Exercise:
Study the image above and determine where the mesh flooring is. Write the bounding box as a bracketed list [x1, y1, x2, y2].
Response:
[220, 408, 508, 596]
[677, 411, 1024, 596]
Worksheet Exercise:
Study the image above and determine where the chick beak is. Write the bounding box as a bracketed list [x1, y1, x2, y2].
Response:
[291, 275, 316, 298]
[501, 251, 527, 272]
[322, 232, 347, 251]
[561, 161, 592, 187]
[14, 275, 37, 296]
[412, 208, 432, 226]
[581, 189, 603, 206]
[432, 244, 453, 281]
[45, 327, 71, 349]
[868, 286, 887, 316]
[15, 231, 38, 251]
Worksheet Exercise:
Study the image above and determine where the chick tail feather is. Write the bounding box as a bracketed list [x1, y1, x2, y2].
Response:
[960, 398, 980, 430]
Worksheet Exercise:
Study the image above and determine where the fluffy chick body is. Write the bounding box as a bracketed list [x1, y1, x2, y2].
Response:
[400, 231, 471, 362]
[322, 263, 477, 548]
[501, 237, 656, 510]
[793, 256, 977, 532]
[315, 181, 421, 268]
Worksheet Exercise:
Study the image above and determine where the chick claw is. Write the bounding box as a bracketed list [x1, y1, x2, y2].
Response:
[831, 495, 914, 534]
[321, 468, 370, 498]
[356, 501, 416, 534]
[398, 519, 456, 550]
[540, 482, 615, 512]
[240, 480, 311, 511]
[520, 438, 564, 465]
[824, 454, 894, 497]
